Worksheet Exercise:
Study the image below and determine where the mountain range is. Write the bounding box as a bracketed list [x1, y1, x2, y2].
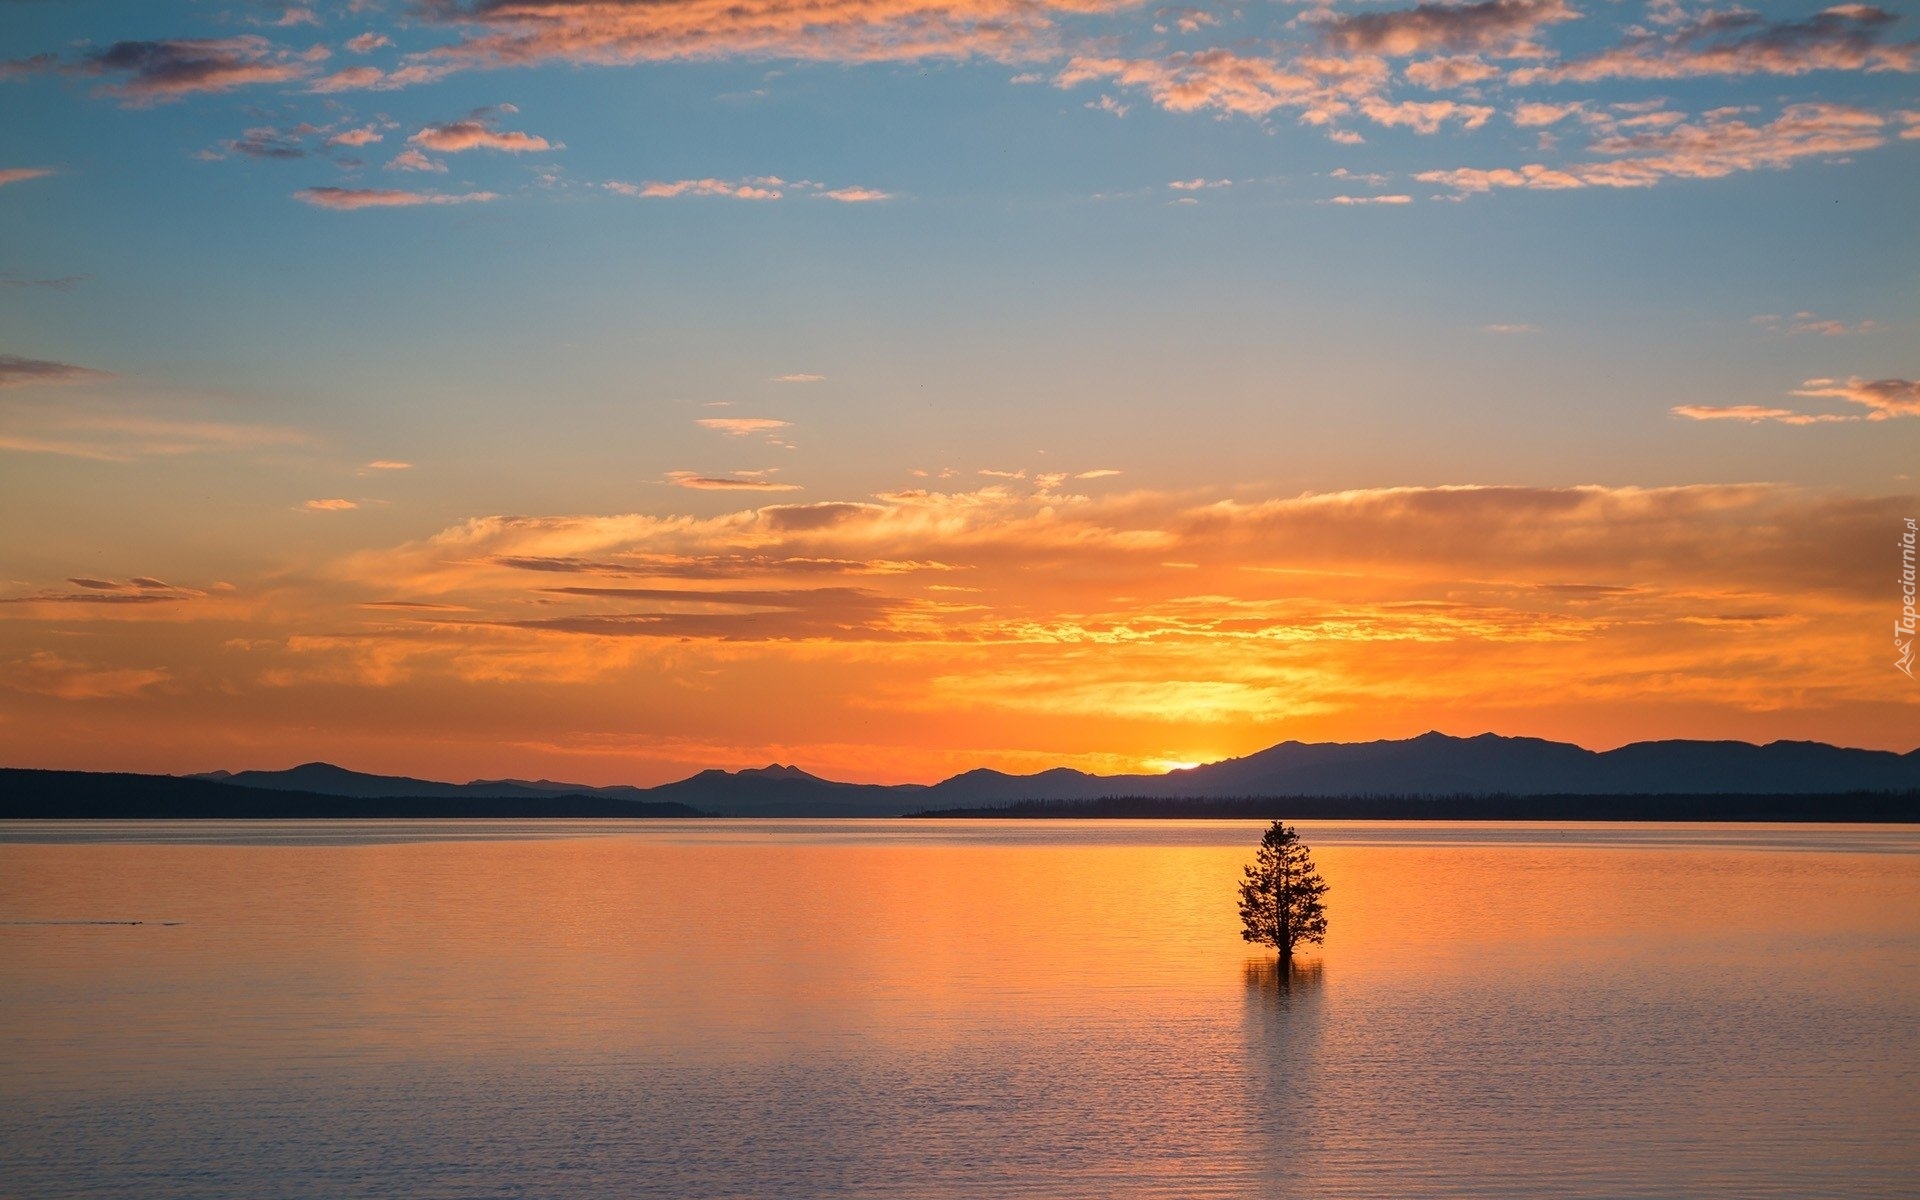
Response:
[3, 732, 1915, 820]
[184, 731, 1920, 817]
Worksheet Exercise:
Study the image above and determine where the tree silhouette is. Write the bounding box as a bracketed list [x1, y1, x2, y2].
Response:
[1237, 821, 1328, 960]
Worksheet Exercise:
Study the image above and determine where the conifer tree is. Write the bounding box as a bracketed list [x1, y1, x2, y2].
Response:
[1237, 821, 1329, 959]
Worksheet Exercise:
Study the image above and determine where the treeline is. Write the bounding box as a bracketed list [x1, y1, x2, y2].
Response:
[0, 769, 710, 819]
[909, 791, 1920, 822]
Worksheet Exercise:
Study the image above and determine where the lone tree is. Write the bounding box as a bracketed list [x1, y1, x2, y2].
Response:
[1238, 821, 1329, 960]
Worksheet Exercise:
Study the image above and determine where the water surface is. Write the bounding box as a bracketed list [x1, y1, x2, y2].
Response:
[2, 820, 1916, 1198]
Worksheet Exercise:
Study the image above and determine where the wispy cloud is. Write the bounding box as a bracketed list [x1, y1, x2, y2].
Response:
[1511, 100, 1582, 127]
[1418, 103, 1889, 194]
[773, 373, 825, 383]
[0, 652, 169, 700]
[0, 355, 113, 389]
[697, 417, 792, 436]
[667, 471, 802, 491]
[1312, 0, 1580, 58]
[326, 125, 384, 148]
[385, 148, 447, 172]
[1672, 376, 1920, 424]
[1513, 5, 1916, 83]
[411, 0, 1110, 71]
[271, 6, 322, 29]
[1752, 311, 1882, 336]
[410, 106, 557, 153]
[335, 481, 1907, 682]
[294, 186, 498, 209]
[209, 124, 314, 160]
[1671, 404, 1852, 426]
[817, 185, 893, 202]
[1404, 54, 1501, 88]
[0, 168, 54, 188]
[303, 498, 359, 511]
[607, 177, 782, 200]
[74, 37, 324, 105]
[1056, 50, 1388, 124]
[1793, 376, 1920, 418]
[307, 62, 452, 92]
[0, 404, 309, 461]
[0, 272, 87, 291]
[1358, 96, 1492, 132]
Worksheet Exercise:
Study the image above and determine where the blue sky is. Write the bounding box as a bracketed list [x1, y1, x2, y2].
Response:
[1, 0, 1916, 780]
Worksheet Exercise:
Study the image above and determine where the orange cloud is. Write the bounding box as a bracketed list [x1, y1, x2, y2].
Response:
[413, 0, 1129, 69]
[409, 110, 557, 153]
[1403, 54, 1501, 88]
[1672, 376, 1918, 425]
[1511, 100, 1581, 127]
[0, 404, 307, 461]
[5, 480, 1911, 781]
[0, 168, 54, 188]
[385, 149, 447, 172]
[308, 64, 384, 90]
[818, 185, 894, 202]
[1056, 50, 1388, 123]
[697, 417, 793, 435]
[1313, 0, 1580, 58]
[1, 652, 169, 700]
[1671, 404, 1854, 425]
[303, 498, 360, 511]
[1793, 376, 1920, 417]
[1418, 103, 1889, 193]
[325, 125, 384, 147]
[1358, 96, 1493, 131]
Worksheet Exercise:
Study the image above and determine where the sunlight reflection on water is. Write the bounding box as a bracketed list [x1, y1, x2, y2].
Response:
[1, 821, 1916, 1198]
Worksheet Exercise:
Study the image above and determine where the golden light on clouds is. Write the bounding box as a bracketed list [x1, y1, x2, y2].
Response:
[1, 479, 1910, 783]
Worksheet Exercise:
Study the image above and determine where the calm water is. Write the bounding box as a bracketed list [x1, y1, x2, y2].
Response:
[2, 820, 1917, 1199]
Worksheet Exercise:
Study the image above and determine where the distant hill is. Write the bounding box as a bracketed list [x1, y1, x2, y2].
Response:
[643, 765, 923, 818]
[189, 761, 921, 818]
[0, 770, 709, 819]
[914, 733, 1920, 806]
[910, 792, 1920, 823]
[8, 732, 1920, 819]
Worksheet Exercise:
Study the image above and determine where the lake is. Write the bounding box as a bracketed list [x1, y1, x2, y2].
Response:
[2, 820, 1916, 1198]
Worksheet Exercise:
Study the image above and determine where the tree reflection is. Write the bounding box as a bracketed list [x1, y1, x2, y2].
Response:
[1243, 956, 1325, 1005]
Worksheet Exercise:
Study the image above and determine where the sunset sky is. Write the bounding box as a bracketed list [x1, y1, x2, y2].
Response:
[2, 0, 1916, 784]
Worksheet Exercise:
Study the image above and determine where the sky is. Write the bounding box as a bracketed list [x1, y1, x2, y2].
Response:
[1, 0, 1916, 785]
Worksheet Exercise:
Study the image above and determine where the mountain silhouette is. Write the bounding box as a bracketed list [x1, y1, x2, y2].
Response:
[0, 769, 708, 819]
[8, 731, 1916, 819]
